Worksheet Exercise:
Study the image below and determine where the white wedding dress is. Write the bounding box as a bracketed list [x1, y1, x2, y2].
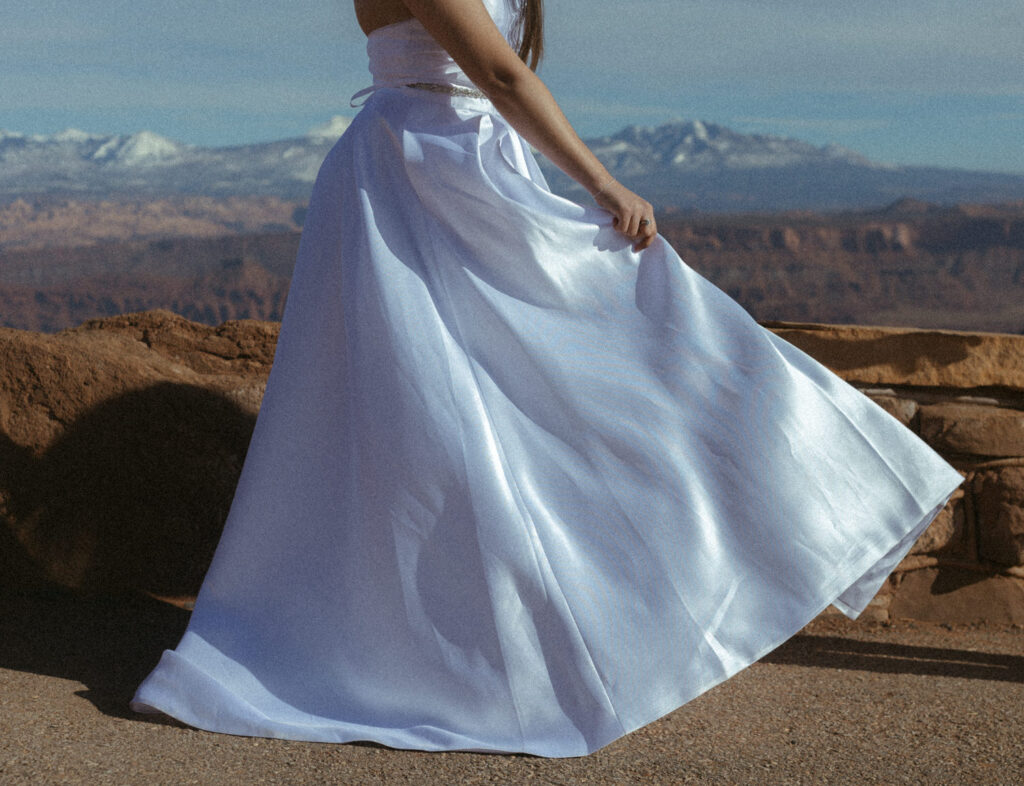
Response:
[131, 0, 963, 757]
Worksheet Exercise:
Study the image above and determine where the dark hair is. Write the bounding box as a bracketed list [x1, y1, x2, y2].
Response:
[513, 0, 544, 70]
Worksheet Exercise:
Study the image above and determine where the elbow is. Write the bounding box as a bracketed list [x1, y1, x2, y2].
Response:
[475, 61, 532, 102]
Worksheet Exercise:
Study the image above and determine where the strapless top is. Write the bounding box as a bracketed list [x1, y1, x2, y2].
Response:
[352, 0, 519, 104]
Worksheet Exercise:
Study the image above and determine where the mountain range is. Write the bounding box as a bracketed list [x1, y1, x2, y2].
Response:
[3, 118, 1023, 212]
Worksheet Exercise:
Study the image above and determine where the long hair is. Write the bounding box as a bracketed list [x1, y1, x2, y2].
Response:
[512, 0, 544, 71]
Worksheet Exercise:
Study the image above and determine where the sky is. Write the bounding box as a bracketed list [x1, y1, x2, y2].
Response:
[2, 0, 1022, 173]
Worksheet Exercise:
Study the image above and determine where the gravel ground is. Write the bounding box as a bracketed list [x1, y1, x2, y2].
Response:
[1, 591, 1021, 785]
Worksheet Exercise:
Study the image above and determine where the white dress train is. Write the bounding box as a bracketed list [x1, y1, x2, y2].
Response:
[130, 0, 963, 757]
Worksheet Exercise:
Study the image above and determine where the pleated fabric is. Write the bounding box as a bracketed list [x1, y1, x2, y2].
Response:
[130, 0, 963, 757]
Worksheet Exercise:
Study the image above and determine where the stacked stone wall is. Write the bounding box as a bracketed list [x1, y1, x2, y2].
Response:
[771, 323, 1024, 623]
[1, 312, 1022, 623]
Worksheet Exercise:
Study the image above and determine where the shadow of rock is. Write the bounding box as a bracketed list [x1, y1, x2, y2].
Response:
[1, 382, 256, 597]
[0, 589, 191, 720]
[890, 567, 1024, 624]
[930, 566, 992, 594]
[764, 633, 1024, 683]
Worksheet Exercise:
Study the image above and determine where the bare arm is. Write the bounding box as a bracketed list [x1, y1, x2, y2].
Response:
[400, 0, 658, 250]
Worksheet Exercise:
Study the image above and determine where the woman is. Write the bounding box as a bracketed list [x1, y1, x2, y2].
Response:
[131, 0, 963, 757]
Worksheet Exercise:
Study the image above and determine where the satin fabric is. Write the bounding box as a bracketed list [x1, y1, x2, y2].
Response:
[131, 0, 963, 757]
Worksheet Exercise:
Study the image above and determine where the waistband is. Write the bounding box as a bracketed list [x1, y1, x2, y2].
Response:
[349, 82, 488, 107]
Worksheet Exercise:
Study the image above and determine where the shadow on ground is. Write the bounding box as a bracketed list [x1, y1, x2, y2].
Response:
[764, 632, 1024, 683]
[2, 588, 1022, 731]
[0, 590, 191, 721]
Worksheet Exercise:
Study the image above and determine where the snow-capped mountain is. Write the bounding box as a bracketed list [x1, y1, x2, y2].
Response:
[306, 116, 354, 143]
[540, 121, 1024, 211]
[584, 120, 885, 176]
[0, 117, 353, 201]
[0, 128, 190, 170]
[90, 131, 189, 165]
[2, 117, 1022, 211]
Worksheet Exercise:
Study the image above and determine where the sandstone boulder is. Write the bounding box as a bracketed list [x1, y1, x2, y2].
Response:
[0, 310, 278, 595]
[918, 403, 1024, 458]
[766, 324, 1024, 392]
[867, 394, 919, 429]
[909, 489, 969, 557]
[889, 568, 1024, 625]
[972, 467, 1024, 566]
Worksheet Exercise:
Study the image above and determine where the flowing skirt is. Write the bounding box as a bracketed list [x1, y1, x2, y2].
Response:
[130, 87, 963, 757]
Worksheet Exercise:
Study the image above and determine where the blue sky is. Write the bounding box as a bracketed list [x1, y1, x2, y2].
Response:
[2, 0, 1022, 173]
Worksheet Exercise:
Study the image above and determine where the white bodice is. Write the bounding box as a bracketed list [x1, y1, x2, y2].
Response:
[364, 0, 518, 91]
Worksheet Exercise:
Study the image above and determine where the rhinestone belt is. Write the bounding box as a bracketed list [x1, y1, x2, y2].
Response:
[405, 82, 488, 99]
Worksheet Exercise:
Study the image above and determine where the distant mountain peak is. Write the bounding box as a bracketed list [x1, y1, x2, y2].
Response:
[588, 119, 882, 173]
[90, 131, 188, 166]
[307, 116, 353, 142]
[52, 128, 103, 144]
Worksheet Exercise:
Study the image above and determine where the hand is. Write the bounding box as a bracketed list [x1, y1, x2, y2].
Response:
[592, 179, 658, 251]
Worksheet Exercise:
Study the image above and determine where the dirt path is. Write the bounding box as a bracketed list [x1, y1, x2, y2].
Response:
[2, 592, 1021, 785]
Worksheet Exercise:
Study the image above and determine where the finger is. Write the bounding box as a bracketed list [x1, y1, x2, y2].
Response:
[616, 212, 630, 236]
[634, 225, 657, 251]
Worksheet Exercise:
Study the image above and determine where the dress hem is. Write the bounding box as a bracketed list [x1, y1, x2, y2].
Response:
[129, 478, 961, 758]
